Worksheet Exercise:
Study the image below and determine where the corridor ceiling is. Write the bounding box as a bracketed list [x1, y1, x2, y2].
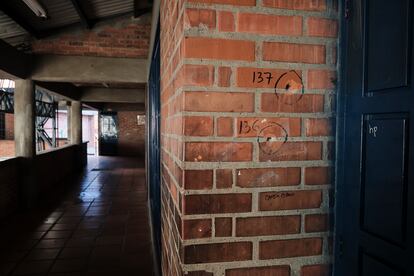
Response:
[0, 0, 153, 112]
[0, 0, 152, 46]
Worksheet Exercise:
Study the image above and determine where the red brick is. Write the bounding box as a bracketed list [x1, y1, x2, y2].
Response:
[236, 167, 301, 188]
[0, 140, 15, 157]
[186, 9, 216, 28]
[308, 70, 336, 90]
[184, 193, 252, 214]
[305, 214, 329, 232]
[305, 118, 332, 136]
[188, 0, 255, 6]
[305, 167, 332, 185]
[184, 37, 255, 61]
[184, 170, 213, 190]
[184, 116, 214, 136]
[218, 67, 232, 87]
[260, 238, 323, 259]
[237, 117, 301, 138]
[263, 42, 326, 64]
[218, 11, 235, 32]
[183, 242, 252, 264]
[184, 92, 255, 112]
[259, 142, 322, 162]
[5, 113, 14, 140]
[301, 264, 330, 276]
[216, 169, 233, 189]
[238, 14, 302, 36]
[117, 111, 146, 157]
[226, 265, 290, 276]
[183, 219, 212, 239]
[261, 94, 324, 113]
[215, 217, 232, 237]
[185, 142, 252, 162]
[180, 64, 215, 86]
[236, 67, 303, 89]
[307, 17, 338, 38]
[263, 0, 326, 11]
[236, 216, 300, 236]
[259, 190, 323, 211]
[217, 117, 234, 137]
[31, 23, 151, 58]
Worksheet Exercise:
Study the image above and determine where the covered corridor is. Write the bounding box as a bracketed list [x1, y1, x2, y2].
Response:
[0, 156, 154, 276]
[4, 0, 411, 275]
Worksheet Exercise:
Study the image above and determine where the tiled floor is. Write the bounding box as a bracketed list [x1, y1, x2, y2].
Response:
[0, 156, 155, 276]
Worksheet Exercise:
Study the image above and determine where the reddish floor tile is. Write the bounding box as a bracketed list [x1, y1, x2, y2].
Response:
[13, 260, 52, 275]
[36, 239, 66, 249]
[44, 231, 72, 239]
[0, 157, 154, 276]
[50, 259, 87, 273]
[58, 247, 91, 259]
[26, 249, 60, 260]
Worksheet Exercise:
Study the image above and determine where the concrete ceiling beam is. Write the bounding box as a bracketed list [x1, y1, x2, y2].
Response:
[31, 55, 148, 84]
[80, 88, 145, 103]
[35, 81, 82, 101]
[0, 40, 32, 79]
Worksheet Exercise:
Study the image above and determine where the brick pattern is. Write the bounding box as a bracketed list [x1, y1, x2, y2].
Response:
[160, 0, 186, 275]
[117, 111, 145, 157]
[0, 140, 15, 157]
[5, 113, 14, 140]
[30, 17, 151, 58]
[160, 0, 337, 275]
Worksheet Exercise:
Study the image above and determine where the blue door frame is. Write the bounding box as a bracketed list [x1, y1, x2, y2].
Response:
[148, 20, 161, 272]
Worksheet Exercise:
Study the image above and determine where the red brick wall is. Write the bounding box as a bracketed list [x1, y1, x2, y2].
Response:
[160, 0, 338, 275]
[1, 113, 14, 158]
[0, 140, 15, 157]
[160, 0, 185, 275]
[31, 16, 151, 58]
[118, 111, 145, 157]
[5, 113, 14, 140]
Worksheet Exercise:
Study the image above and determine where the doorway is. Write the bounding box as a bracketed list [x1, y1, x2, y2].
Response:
[99, 111, 119, 156]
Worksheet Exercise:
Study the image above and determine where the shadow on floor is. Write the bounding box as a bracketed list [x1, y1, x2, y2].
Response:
[0, 156, 155, 276]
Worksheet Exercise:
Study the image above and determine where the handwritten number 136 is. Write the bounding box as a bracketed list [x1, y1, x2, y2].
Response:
[253, 72, 273, 84]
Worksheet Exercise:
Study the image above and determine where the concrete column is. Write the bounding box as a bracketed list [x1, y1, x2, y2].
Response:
[70, 101, 82, 144]
[14, 79, 35, 158]
[66, 102, 72, 143]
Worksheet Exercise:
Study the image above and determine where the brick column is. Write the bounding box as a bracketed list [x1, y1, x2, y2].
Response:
[160, 1, 338, 275]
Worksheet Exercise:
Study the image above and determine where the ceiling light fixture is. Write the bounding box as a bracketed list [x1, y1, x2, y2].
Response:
[22, 0, 48, 19]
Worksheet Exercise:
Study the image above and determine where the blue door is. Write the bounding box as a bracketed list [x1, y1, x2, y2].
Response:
[335, 1, 414, 275]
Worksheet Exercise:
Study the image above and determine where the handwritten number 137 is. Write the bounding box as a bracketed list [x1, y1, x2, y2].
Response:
[253, 72, 273, 84]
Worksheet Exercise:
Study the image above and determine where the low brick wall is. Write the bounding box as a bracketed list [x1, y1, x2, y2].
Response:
[0, 143, 87, 220]
[35, 143, 87, 197]
[0, 157, 21, 219]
